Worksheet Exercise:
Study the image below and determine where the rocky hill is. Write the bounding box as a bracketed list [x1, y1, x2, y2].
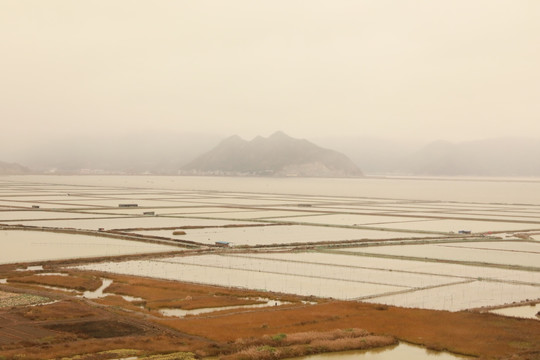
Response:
[0, 161, 31, 175]
[182, 131, 363, 177]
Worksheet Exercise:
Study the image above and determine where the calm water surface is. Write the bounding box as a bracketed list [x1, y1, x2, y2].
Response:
[284, 342, 471, 360]
[0, 230, 180, 264]
[9, 175, 540, 204]
[491, 303, 540, 320]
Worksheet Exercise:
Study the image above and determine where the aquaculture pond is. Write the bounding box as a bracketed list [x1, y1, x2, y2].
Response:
[0, 230, 181, 264]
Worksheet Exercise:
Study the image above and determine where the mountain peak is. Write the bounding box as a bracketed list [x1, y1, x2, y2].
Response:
[221, 134, 245, 144]
[182, 133, 363, 177]
[268, 131, 290, 140]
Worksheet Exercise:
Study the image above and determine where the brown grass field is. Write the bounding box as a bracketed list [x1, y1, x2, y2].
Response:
[0, 266, 538, 360]
[7, 273, 102, 292]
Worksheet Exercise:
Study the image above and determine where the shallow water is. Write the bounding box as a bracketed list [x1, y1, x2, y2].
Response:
[491, 303, 540, 320]
[75, 279, 144, 302]
[76, 253, 540, 311]
[365, 218, 540, 233]
[173, 225, 431, 246]
[441, 241, 540, 254]
[9, 216, 242, 231]
[0, 210, 104, 221]
[11, 175, 540, 204]
[366, 280, 540, 311]
[243, 252, 540, 285]
[3, 176, 540, 314]
[284, 342, 471, 360]
[159, 298, 289, 317]
[166, 254, 453, 289]
[349, 243, 540, 269]
[268, 214, 436, 227]
[35, 272, 69, 277]
[75, 259, 404, 299]
[0, 230, 180, 264]
[82, 278, 113, 299]
[16, 265, 44, 271]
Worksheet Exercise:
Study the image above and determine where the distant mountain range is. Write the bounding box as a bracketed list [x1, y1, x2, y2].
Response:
[404, 138, 540, 176]
[182, 131, 363, 177]
[317, 137, 540, 176]
[3, 132, 540, 177]
[0, 161, 31, 175]
[4, 132, 222, 175]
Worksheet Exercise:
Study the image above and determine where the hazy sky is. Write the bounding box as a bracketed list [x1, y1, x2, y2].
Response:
[1, 0, 539, 147]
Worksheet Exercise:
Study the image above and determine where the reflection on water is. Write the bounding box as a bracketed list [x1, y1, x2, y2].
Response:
[491, 303, 540, 320]
[285, 342, 471, 360]
[159, 298, 289, 317]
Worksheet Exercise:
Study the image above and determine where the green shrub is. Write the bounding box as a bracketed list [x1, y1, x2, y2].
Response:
[271, 333, 287, 342]
[258, 345, 276, 353]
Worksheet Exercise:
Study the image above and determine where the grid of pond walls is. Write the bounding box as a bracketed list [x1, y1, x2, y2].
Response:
[2, 176, 539, 313]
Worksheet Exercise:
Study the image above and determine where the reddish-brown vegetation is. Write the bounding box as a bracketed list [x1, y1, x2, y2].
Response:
[20, 299, 96, 321]
[45, 320, 144, 339]
[0, 334, 204, 360]
[158, 300, 540, 359]
[8, 273, 101, 291]
[221, 329, 397, 360]
[0, 270, 538, 360]
[98, 273, 301, 311]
